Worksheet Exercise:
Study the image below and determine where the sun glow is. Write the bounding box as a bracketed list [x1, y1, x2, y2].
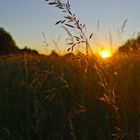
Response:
[100, 50, 112, 59]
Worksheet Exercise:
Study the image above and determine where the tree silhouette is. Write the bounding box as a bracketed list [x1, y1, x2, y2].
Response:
[21, 46, 38, 54]
[0, 27, 19, 54]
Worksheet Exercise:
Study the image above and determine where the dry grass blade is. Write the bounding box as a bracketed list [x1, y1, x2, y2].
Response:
[67, 104, 86, 120]
[61, 25, 74, 44]
[121, 19, 127, 33]
[48, 2, 58, 5]
[55, 20, 62, 25]
[65, 23, 75, 28]
[89, 33, 93, 39]
[67, 47, 71, 51]
[45, 94, 55, 102]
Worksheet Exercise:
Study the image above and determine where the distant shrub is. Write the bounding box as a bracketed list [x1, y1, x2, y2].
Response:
[20, 46, 39, 55]
[50, 50, 59, 57]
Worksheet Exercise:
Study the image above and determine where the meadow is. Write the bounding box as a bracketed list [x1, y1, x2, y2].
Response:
[0, 0, 140, 139]
[0, 51, 140, 140]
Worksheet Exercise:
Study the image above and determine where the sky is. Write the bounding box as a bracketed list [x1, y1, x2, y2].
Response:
[0, 0, 140, 54]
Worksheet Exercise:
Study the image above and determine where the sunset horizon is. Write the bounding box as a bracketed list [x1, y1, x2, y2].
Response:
[0, 0, 140, 54]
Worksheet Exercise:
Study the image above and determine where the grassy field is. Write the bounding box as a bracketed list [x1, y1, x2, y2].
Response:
[0, 52, 140, 140]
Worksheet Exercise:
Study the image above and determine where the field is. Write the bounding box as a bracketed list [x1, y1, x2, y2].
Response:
[0, 1, 140, 139]
[0, 52, 140, 140]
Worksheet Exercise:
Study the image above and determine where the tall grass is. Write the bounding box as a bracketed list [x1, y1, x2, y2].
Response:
[45, 0, 140, 139]
[1, 51, 140, 140]
[45, 0, 119, 139]
[0, 0, 140, 140]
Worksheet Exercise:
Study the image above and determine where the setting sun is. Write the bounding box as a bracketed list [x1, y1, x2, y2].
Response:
[100, 50, 111, 59]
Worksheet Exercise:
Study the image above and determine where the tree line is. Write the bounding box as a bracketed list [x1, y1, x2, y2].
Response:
[0, 27, 140, 55]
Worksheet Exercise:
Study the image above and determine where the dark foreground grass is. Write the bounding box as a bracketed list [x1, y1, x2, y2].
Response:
[0, 52, 140, 140]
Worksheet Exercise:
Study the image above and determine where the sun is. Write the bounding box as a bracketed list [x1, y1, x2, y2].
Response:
[100, 50, 111, 59]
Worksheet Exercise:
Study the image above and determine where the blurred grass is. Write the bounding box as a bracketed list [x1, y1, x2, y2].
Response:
[0, 52, 140, 140]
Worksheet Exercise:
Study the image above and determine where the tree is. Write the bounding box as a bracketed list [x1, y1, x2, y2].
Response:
[0, 27, 19, 54]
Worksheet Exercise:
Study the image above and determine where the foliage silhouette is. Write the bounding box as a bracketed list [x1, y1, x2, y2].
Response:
[119, 34, 140, 53]
[21, 46, 39, 55]
[0, 27, 19, 54]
